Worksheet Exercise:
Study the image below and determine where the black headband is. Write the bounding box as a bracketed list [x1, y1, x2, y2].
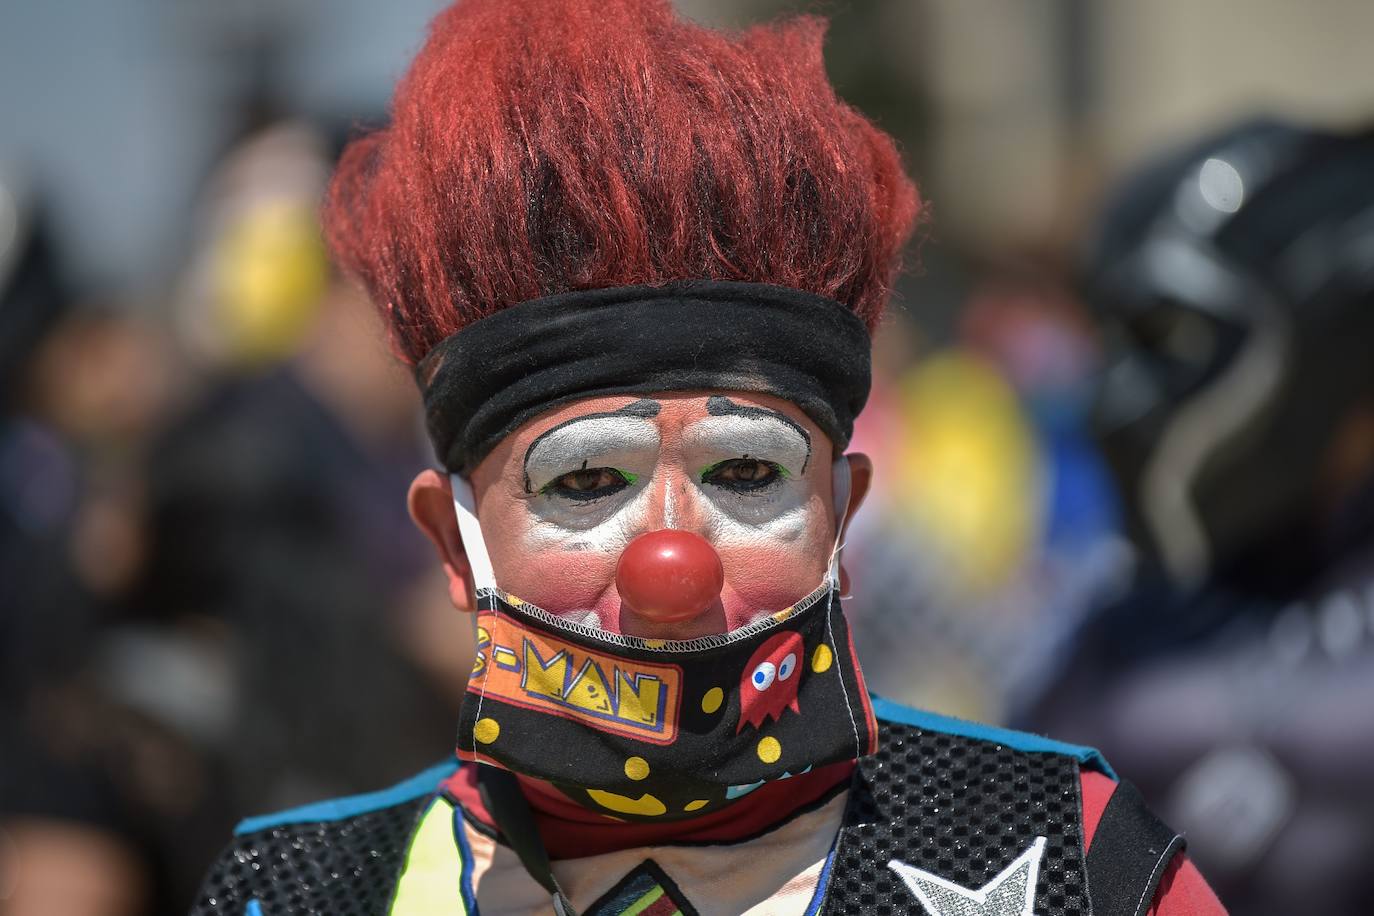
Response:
[416, 280, 872, 474]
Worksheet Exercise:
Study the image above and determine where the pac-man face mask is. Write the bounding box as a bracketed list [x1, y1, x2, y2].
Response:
[449, 465, 877, 822]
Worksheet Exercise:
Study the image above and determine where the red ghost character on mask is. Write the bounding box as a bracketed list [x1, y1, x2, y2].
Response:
[738, 630, 804, 733]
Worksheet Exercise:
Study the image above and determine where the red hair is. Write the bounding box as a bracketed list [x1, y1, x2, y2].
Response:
[324, 0, 920, 366]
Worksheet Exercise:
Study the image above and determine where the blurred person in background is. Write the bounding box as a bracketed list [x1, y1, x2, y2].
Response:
[0, 174, 85, 747]
[3, 113, 467, 913]
[844, 267, 1128, 723]
[137, 115, 464, 820]
[1028, 119, 1374, 916]
[0, 173, 198, 916]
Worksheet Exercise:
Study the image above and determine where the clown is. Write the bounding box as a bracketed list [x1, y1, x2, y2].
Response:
[190, 1, 1223, 913]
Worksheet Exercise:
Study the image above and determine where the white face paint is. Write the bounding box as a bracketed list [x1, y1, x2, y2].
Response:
[679, 413, 812, 548]
[471, 393, 841, 636]
[522, 414, 660, 549]
[519, 404, 814, 553]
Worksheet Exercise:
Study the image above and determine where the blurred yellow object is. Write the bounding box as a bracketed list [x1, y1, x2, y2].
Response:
[210, 199, 328, 365]
[895, 350, 1040, 593]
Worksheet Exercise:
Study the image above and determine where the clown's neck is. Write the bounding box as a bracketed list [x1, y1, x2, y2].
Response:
[445, 763, 854, 859]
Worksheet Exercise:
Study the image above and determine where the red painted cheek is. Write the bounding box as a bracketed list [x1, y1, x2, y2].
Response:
[490, 548, 621, 620]
[480, 520, 831, 635]
[715, 541, 831, 629]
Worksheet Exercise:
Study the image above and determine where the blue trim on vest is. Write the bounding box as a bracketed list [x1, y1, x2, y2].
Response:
[870, 696, 1118, 781]
[244, 900, 264, 916]
[453, 806, 480, 915]
[234, 758, 462, 835]
[802, 828, 842, 916]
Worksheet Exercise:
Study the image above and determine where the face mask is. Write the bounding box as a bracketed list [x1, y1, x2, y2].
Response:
[448, 460, 876, 822]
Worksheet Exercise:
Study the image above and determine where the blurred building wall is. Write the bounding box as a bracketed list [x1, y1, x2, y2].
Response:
[1093, 0, 1374, 169]
[4, 0, 1373, 299]
[0, 0, 447, 296]
[918, 0, 1374, 251]
[916, 0, 1073, 250]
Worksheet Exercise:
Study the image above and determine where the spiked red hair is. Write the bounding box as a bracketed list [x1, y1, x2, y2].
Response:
[324, 0, 920, 366]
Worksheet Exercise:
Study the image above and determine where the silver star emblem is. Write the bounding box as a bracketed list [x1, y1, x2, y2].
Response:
[888, 836, 1046, 916]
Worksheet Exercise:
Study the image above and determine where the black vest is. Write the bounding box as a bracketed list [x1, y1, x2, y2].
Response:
[191, 712, 1183, 915]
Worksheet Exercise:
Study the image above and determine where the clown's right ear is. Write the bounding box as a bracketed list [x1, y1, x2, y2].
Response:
[449, 473, 496, 593]
[406, 469, 479, 612]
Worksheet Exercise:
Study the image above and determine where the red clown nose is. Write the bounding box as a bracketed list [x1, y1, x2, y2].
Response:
[616, 530, 725, 623]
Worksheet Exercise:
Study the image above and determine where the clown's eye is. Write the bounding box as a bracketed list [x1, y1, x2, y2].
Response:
[750, 661, 777, 691]
[777, 652, 797, 681]
[702, 458, 785, 491]
[541, 467, 636, 501]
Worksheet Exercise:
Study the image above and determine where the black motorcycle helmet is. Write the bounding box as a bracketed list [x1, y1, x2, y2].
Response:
[1085, 119, 1374, 590]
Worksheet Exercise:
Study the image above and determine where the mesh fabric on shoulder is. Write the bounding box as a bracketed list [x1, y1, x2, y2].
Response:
[189, 795, 427, 915]
[821, 719, 1090, 915]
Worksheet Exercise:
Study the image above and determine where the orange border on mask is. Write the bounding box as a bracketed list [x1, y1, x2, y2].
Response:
[469, 611, 685, 746]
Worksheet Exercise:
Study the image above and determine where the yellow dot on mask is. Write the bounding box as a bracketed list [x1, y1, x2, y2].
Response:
[757, 736, 782, 764]
[701, 687, 724, 714]
[586, 789, 667, 817]
[473, 718, 500, 744]
[624, 756, 650, 781]
[644, 638, 666, 649]
[811, 644, 834, 674]
[506, 595, 524, 607]
[684, 800, 709, 812]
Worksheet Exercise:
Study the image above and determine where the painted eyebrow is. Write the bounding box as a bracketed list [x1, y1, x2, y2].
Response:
[704, 395, 812, 473]
[522, 399, 661, 492]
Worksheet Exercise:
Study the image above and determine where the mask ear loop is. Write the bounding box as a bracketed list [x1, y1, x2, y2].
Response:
[828, 455, 852, 588]
[450, 472, 497, 594]
[450, 472, 507, 782]
[825, 454, 864, 758]
[450, 474, 580, 916]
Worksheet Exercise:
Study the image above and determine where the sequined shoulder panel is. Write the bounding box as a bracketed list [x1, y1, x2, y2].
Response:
[818, 718, 1091, 916]
[189, 795, 429, 915]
